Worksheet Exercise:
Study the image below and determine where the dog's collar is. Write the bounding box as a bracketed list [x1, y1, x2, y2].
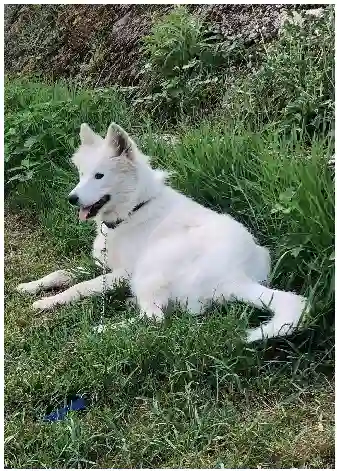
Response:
[102, 199, 152, 230]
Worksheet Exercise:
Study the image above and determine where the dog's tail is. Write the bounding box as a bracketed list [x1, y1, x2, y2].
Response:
[230, 281, 308, 342]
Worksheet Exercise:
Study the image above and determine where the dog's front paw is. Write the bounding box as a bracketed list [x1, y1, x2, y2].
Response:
[17, 281, 40, 295]
[32, 297, 57, 311]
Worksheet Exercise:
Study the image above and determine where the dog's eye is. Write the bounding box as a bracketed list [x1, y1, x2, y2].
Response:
[94, 173, 104, 179]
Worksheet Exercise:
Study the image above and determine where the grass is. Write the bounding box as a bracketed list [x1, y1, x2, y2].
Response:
[4, 12, 335, 466]
[4, 211, 335, 468]
[4, 83, 335, 467]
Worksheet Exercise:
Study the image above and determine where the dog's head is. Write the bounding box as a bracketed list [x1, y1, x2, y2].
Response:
[68, 123, 167, 221]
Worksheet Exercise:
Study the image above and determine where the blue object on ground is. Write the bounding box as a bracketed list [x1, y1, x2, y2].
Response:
[43, 397, 87, 422]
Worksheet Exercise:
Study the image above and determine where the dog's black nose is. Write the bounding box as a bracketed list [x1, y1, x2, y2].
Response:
[68, 194, 79, 206]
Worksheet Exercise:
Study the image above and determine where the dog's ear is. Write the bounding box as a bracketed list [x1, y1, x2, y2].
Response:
[105, 123, 133, 160]
[80, 123, 101, 146]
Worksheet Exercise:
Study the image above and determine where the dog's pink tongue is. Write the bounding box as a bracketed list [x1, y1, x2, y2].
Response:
[79, 207, 91, 221]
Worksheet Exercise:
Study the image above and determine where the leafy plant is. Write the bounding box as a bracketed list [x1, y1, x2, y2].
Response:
[4, 81, 140, 193]
[228, 7, 335, 136]
[133, 6, 243, 120]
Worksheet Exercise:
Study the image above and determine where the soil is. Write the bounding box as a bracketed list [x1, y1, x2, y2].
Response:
[4, 4, 326, 87]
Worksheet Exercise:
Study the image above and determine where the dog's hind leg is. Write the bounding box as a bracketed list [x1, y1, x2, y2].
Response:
[32, 270, 125, 311]
[17, 269, 78, 295]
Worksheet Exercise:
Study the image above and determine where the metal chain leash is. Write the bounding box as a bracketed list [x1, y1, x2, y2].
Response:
[97, 222, 108, 332]
[96, 219, 140, 333]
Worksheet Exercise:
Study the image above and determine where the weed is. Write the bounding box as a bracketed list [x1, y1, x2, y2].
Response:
[226, 7, 335, 136]
[133, 6, 244, 120]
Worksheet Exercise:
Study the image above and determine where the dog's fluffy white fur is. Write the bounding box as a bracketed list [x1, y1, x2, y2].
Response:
[17, 123, 308, 342]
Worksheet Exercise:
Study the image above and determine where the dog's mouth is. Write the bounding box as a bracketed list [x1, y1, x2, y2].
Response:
[79, 195, 110, 220]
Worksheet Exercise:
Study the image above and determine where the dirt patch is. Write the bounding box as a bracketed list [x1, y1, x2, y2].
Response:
[4, 4, 326, 87]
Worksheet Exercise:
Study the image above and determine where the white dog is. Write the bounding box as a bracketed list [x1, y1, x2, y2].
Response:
[17, 123, 308, 342]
